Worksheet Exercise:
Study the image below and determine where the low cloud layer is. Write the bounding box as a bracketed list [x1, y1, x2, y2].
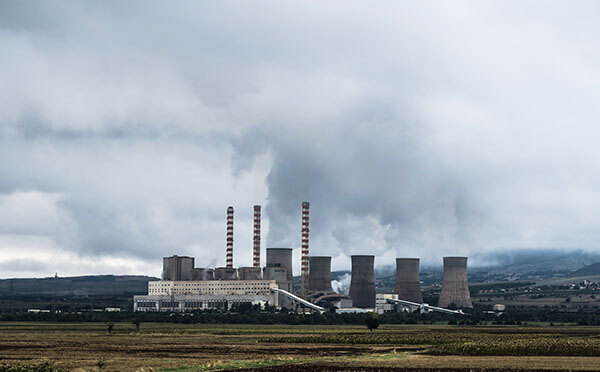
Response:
[2, 1, 600, 278]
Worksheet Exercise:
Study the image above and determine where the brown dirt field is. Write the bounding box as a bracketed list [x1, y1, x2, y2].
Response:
[0, 327, 398, 371]
[223, 368, 600, 372]
[3, 323, 600, 371]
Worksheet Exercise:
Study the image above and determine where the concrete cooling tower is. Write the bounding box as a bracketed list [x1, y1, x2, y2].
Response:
[438, 256, 473, 308]
[308, 256, 333, 293]
[394, 258, 423, 303]
[349, 255, 376, 308]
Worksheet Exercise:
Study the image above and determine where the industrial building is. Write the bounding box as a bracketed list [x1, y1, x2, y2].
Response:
[162, 255, 195, 281]
[133, 248, 296, 312]
[264, 248, 295, 308]
[135, 280, 279, 311]
[134, 205, 304, 312]
[375, 293, 399, 314]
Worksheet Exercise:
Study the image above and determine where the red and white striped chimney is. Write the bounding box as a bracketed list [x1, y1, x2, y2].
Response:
[253, 205, 261, 268]
[301, 201, 310, 298]
[226, 206, 234, 268]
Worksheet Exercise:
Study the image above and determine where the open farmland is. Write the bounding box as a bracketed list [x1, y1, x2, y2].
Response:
[3, 323, 600, 371]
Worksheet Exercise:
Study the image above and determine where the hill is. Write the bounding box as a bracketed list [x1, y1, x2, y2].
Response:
[571, 262, 600, 277]
[0, 275, 158, 296]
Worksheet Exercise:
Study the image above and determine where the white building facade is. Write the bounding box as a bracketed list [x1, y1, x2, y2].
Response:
[134, 280, 279, 312]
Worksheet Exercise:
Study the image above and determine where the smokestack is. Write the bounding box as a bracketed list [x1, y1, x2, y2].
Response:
[394, 258, 423, 303]
[349, 255, 376, 308]
[438, 256, 473, 308]
[309, 256, 333, 293]
[301, 201, 310, 298]
[253, 205, 261, 268]
[226, 206, 234, 268]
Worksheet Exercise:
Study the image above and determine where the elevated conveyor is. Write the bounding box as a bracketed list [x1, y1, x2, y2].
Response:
[386, 298, 466, 315]
[270, 288, 325, 312]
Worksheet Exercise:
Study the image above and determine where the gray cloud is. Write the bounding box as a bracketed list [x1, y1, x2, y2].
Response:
[1, 1, 600, 277]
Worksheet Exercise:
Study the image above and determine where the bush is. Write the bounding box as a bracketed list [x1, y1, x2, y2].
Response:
[365, 313, 379, 331]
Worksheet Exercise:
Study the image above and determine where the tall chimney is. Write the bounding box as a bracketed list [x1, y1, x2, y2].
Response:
[301, 201, 310, 298]
[253, 205, 261, 268]
[226, 206, 234, 268]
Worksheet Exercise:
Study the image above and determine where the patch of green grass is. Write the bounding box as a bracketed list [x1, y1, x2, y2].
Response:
[0, 363, 65, 372]
[261, 327, 600, 356]
[156, 357, 315, 372]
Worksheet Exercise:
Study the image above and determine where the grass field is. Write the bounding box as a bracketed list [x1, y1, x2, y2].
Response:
[2, 322, 600, 371]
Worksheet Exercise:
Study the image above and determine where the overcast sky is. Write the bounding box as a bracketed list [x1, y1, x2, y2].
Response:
[2, 1, 600, 278]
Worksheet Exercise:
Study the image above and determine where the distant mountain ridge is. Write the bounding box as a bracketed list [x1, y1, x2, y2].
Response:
[469, 249, 600, 275]
[0, 275, 158, 296]
[571, 263, 600, 277]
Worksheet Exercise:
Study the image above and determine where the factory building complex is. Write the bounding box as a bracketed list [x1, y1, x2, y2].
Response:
[133, 203, 473, 313]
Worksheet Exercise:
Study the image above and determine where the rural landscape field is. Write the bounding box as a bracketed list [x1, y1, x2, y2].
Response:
[3, 322, 600, 372]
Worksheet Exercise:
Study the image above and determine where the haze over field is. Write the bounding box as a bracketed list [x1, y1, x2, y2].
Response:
[2, 1, 600, 278]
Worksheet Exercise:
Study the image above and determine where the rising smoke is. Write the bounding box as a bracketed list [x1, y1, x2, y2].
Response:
[331, 273, 351, 295]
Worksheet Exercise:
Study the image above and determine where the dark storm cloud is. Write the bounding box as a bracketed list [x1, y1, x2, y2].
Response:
[2, 1, 600, 277]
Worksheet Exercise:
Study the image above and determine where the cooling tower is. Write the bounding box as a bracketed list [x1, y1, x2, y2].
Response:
[438, 256, 473, 308]
[308, 256, 332, 293]
[394, 258, 423, 303]
[238, 267, 262, 280]
[214, 267, 238, 280]
[349, 255, 376, 308]
[162, 256, 195, 281]
[266, 248, 293, 283]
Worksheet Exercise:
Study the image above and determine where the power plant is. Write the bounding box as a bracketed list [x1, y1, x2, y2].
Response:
[438, 256, 473, 308]
[134, 202, 473, 313]
[394, 258, 423, 303]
